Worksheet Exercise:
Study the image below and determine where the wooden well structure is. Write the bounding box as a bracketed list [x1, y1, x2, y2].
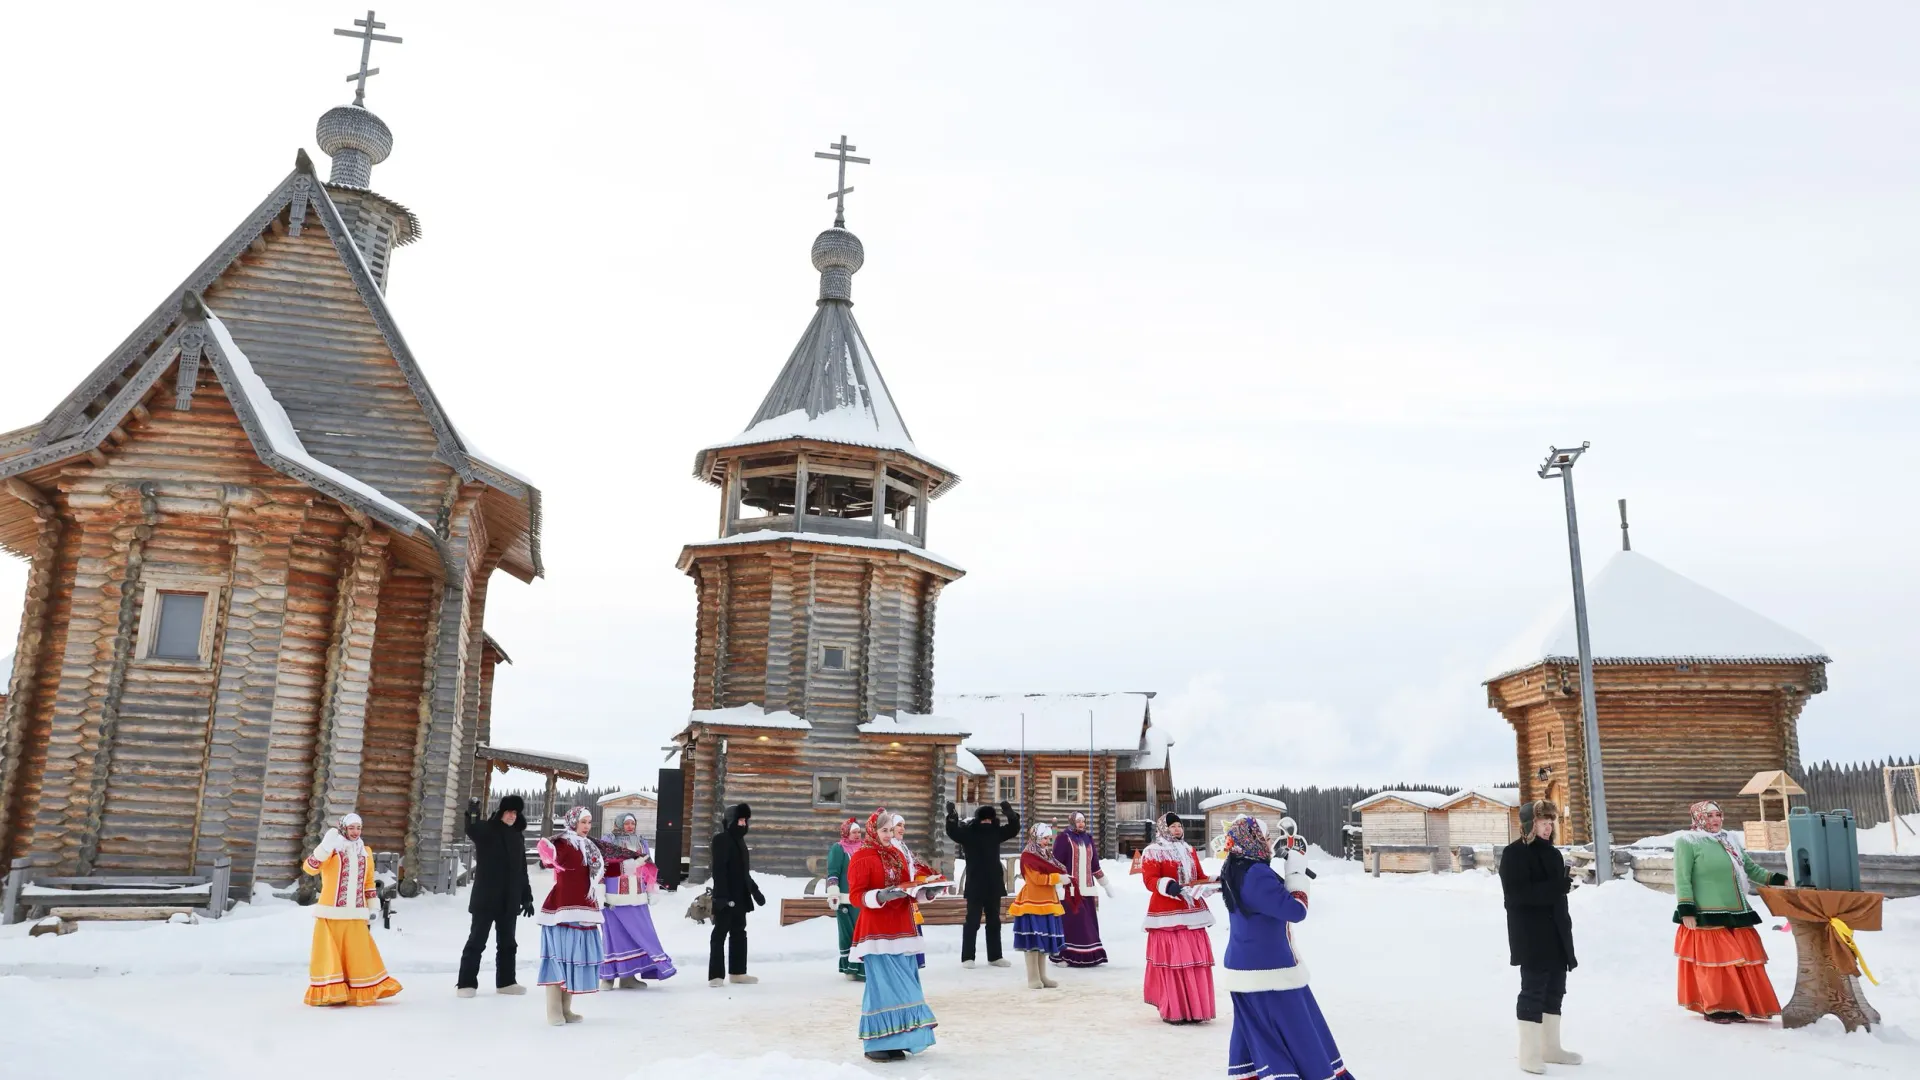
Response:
[0, 92, 541, 894]
[1485, 549, 1828, 847]
[672, 213, 969, 878]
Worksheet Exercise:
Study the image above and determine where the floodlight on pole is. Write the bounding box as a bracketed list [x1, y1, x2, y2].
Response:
[1538, 442, 1613, 882]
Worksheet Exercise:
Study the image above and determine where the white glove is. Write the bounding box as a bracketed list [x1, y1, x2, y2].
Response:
[313, 828, 344, 859]
[826, 888, 843, 910]
[1054, 883, 1067, 901]
[1283, 850, 1308, 877]
[1099, 877, 1114, 898]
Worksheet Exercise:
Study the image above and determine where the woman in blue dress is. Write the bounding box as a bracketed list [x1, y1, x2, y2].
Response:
[1218, 815, 1353, 1080]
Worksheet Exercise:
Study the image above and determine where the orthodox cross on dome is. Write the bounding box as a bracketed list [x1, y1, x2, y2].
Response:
[814, 135, 871, 228]
[334, 10, 403, 107]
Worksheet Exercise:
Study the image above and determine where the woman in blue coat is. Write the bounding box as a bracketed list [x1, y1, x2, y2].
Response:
[1218, 815, 1353, 1080]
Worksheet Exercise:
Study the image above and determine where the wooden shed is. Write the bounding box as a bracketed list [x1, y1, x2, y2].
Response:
[1200, 793, 1289, 852]
[1354, 790, 1451, 872]
[1485, 549, 1828, 847]
[672, 211, 967, 878]
[1440, 787, 1521, 867]
[941, 691, 1170, 858]
[597, 790, 660, 838]
[0, 95, 542, 895]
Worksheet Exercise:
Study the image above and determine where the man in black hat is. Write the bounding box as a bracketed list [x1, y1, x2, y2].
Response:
[709, 802, 765, 986]
[945, 798, 1021, 967]
[457, 794, 534, 997]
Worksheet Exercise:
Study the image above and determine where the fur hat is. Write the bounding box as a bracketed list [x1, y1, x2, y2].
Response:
[1162, 811, 1183, 828]
[497, 794, 525, 814]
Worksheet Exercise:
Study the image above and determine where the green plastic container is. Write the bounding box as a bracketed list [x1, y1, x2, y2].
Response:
[1787, 806, 1860, 891]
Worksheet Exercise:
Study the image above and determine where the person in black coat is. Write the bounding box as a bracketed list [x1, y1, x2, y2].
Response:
[457, 794, 534, 996]
[708, 802, 765, 986]
[944, 799, 1021, 967]
[1499, 799, 1582, 1073]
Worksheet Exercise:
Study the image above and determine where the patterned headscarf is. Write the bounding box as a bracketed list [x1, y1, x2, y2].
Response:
[866, 807, 908, 884]
[1024, 823, 1064, 867]
[1687, 799, 1749, 896]
[1154, 811, 1183, 843]
[556, 805, 605, 881]
[838, 816, 864, 856]
[1224, 815, 1273, 861]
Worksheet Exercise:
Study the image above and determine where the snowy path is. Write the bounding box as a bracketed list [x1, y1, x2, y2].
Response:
[2, 855, 1914, 1078]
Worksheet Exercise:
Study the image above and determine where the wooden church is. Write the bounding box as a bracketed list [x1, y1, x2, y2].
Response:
[672, 146, 970, 877]
[1485, 536, 1828, 847]
[0, 32, 541, 895]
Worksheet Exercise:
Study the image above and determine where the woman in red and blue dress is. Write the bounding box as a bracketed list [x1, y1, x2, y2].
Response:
[535, 806, 605, 1026]
[847, 806, 938, 1063]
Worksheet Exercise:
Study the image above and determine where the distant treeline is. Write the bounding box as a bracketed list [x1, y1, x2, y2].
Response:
[1174, 782, 1492, 855]
[485, 783, 654, 832]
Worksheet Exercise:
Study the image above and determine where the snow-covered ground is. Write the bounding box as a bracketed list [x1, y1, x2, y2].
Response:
[1, 853, 1913, 1078]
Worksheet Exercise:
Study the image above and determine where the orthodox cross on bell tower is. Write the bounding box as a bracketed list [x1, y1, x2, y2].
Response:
[814, 135, 871, 228]
[334, 10, 403, 107]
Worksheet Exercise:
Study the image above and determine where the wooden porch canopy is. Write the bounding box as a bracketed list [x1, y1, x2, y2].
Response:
[475, 744, 590, 830]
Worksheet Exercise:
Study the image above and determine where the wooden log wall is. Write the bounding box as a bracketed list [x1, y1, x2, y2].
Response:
[1490, 661, 1826, 847]
[361, 566, 434, 854]
[0, 481, 62, 859]
[307, 526, 388, 852]
[971, 751, 1122, 856]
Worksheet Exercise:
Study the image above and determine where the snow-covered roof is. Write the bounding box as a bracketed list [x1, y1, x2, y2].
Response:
[686, 703, 813, 731]
[474, 744, 590, 781]
[1354, 790, 1452, 812]
[1199, 792, 1289, 814]
[1441, 787, 1521, 810]
[955, 746, 988, 777]
[936, 692, 1154, 755]
[1487, 550, 1829, 682]
[596, 790, 657, 806]
[683, 530, 964, 575]
[205, 314, 434, 535]
[1133, 724, 1172, 771]
[858, 713, 972, 738]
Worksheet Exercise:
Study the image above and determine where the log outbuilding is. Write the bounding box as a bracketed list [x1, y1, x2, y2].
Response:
[0, 89, 541, 895]
[1484, 549, 1828, 848]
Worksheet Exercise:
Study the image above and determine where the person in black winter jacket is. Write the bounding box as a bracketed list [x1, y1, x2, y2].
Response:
[944, 799, 1021, 967]
[457, 794, 534, 996]
[708, 802, 765, 986]
[1499, 799, 1582, 1074]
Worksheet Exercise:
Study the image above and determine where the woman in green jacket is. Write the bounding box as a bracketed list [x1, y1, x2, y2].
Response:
[1672, 800, 1788, 1023]
[826, 817, 866, 980]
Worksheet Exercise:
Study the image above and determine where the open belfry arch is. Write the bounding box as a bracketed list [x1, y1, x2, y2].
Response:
[673, 138, 971, 878]
[0, 17, 542, 896]
[1484, 521, 1828, 847]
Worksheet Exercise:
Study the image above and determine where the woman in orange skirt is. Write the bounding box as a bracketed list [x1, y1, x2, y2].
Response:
[1672, 800, 1787, 1023]
[302, 812, 403, 1007]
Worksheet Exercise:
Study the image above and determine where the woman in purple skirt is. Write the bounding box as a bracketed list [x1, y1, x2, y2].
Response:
[1218, 815, 1351, 1080]
[1051, 812, 1113, 967]
[597, 813, 677, 989]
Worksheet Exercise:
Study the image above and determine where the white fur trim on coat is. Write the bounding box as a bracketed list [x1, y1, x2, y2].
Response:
[1143, 908, 1216, 930]
[848, 935, 926, 961]
[1217, 962, 1311, 993]
[603, 891, 650, 907]
[537, 905, 604, 926]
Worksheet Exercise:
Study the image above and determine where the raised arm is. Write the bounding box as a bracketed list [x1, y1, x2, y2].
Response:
[1236, 860, 1307, 923]
[999, 802, 1021, 842]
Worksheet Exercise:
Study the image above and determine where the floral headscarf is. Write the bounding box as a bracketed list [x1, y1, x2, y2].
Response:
[1687, 799, 1750, 896]
[1024, 823, 1064, 867]
[1224, 815, 1273, 861]
[556, 805, 605, 881]
[866, 806, 909, 884]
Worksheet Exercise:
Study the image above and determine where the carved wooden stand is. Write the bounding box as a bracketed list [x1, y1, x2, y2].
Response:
[1759, 886, 1883, 1033]
[1781, 918, 1881, 1032]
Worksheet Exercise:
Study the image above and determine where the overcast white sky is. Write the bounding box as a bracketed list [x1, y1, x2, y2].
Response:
[2, 3, 1916, 793]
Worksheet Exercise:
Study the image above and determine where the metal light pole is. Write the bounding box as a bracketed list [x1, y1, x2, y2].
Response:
[1538, 443, 1613, 882]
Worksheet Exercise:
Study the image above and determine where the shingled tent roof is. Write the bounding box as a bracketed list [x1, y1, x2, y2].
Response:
[0, 150, 542, 580]
[693, 227, 957, 495]
[1486, 550, 1829, 682]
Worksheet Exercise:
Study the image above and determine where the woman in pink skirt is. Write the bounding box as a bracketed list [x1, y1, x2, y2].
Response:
[1140, 812, 1219, 1023]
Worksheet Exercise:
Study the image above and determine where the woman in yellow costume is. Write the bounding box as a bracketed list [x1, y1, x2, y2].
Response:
[301, 812, 403, 1006]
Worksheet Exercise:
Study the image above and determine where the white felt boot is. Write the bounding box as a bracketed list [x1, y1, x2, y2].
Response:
[1542, 1014, 1582, 1065]
[561, 989, 582, 1023]
[545, 985, 566, 1027]
[1025, 952, 1045, 989]
[1518, 1019, 1545, 1074]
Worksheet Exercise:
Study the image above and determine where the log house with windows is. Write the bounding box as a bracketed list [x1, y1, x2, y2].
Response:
[0, 81, 541, 895]
[1485, 548, 1828, 847]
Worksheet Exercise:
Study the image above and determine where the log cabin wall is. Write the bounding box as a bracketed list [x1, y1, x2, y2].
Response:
[969, 751, 1123, 857]
[361, 565, 434, 854]
[1490, 661, 1825, 846]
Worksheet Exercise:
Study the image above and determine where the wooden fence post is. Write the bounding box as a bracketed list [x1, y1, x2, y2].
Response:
[1, 857, 29, 925]
[207, 856, 232, 919]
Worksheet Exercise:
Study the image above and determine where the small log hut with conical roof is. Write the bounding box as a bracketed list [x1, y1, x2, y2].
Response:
[1485, 546, 1829, 847]
[672, 153, 971, 878]
[0, 51, 542, 894]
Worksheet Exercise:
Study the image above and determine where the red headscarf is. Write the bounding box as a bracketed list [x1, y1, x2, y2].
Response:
[866, 806, 908, 884]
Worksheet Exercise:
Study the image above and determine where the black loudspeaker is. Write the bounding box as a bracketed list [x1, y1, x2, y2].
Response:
[655, 768, 685, 889]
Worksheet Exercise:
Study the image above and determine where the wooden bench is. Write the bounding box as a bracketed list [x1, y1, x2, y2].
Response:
[1368, 844, 1446, 876]
[780, 895, 1012, 927]
[2, 856, 232, 924]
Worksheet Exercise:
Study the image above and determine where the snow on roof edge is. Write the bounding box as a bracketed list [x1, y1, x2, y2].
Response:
[685, 530, 964, 574]
[686, 703, 814, 731]
[1353, 790, 1452, 811]
[1198, 792, 1290, 813]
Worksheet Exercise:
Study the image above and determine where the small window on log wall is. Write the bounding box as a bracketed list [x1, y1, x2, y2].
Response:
[815, 776, 845, 807]
[1053, 771, 1083, 804]
[134, 576, 224, 667]
[995, 773, 1021, 804]
[819, 645, 848, 671]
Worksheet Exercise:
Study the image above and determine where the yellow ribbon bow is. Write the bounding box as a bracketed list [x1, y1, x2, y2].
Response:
[1829, 917, 1878, 986]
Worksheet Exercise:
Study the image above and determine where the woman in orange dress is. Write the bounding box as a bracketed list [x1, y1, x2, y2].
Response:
[1673, 800, 1788, 1023]
[301, 812, 402, 1006]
